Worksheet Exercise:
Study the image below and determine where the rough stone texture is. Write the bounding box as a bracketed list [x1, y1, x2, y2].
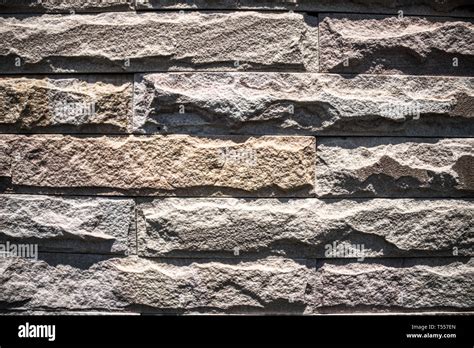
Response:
[319, 14, 474, 75]
[316, 138, 474, 198]
[0, 255, 310, 313]
[0, 194, 135, 254]
[308, 258, 474, 313]
[0, 0, 133, 13]
[0, 255, 311, 313]
[137, 198, 473, 258]
[2, 135, 315, 197]
[1, 255, 471, 314]
[137, 0, 474, 17]
[118, 256, 310, 314]
[133, 73, 474, 136]
[0, 254, 128, 312]
[0, 12, 318, 74]
[0, 75, 133, 133]
[0, 137, 11, 179]
[0, 1, 472, 318]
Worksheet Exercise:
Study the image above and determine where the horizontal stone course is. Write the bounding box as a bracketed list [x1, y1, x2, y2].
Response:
[319, 14, 474, 75]
[137, 198, 473, 258]
[0, 255, 471, 313]
[0, 75, 133, 133]
[0, 194, 134, 254]
[133, 73, 474, 136]
[2, 73, 472, 136]
[0, 12, 318, 74]
[316, 138, 474, 198]
[0, 135, 315, 197]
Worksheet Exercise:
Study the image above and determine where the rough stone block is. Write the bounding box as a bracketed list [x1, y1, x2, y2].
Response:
[133, 73, 474, 136]
[0, 194, 135, 254]
[0, 75, 133, 133]
[137, 198, 473, 258]
[307, 258, 474, 313]
[3, 135, 315, 197]
[0, 12, 318, 73]
[319, 14, 474, 75]
[316, 138, 474, 197]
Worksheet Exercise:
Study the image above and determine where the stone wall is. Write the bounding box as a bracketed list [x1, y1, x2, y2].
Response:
[0, 0, 472, 315]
